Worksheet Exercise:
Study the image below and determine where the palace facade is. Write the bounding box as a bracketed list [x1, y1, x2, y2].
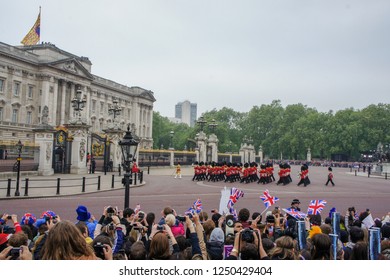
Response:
[0, 41, 155, 158]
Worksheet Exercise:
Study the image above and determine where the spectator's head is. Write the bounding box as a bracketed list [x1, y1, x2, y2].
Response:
[350, 241, 368, 260]
[41, 220, 95, 260]
[175, 235, 191, 251]
[320, 224, 332, 235]
[238, 208, 250, 222]
[8, 231, 28, 247]
[349, 226, 365, 243]
[129, 241, 147, 260]
[381, 224, 390, 240]
[269, 236, 297, 260]
[76, 205, 91, 222]
[198, 211, 208, 222]
[20, 213, 37, 226]
[310, 233, 332, 260]
[309, 214, 322, 226]
[209, 228, 224, 243]
[122, 208, 135, 219]
[92, 234, 113, 259]
[162, 207, 173, 217]
[233, 221, 243, 234]
[165, 214, 176, 227]
[146, 212, 155, 226]
[203, 219, 215, 239]
[240, 243, 259, 260]
[149, 232, 170, 260]
[339, 230, 349, 243]
[262, 238, 275, 254]
[75, 222, 89, 239]
[211, 213, 222, 227]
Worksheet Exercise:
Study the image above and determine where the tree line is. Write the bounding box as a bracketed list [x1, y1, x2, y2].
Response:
[152, 100, 390, 161]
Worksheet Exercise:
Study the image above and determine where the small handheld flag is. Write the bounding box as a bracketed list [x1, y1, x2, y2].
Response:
[227, 187, 244, 209]
[307, 199, 327, 215]
[260, 189, 279, 208]
[282, 207, 307, 220]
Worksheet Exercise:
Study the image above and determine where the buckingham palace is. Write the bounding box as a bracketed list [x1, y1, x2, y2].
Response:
[0, 41, 155, 163]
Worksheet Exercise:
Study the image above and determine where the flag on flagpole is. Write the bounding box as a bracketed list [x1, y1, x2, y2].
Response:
[21, 9, 41, 45]
[260, 189, 279, 208]
[307, 199, 327, 215]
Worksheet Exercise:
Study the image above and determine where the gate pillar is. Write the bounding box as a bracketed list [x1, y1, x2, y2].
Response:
[33, 126, 56, 176]
[66, 124, 91, 174]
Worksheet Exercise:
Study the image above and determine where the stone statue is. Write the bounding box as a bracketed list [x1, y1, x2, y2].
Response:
[42, 105, 49, 125]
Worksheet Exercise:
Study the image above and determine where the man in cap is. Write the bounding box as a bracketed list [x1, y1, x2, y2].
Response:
[291, 199, 301, 211]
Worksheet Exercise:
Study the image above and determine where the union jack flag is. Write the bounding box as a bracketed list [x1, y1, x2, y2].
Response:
[260, 189, 279, 208]
[229, 206, 238, 220]
[307, 200, 327, 215]
[227, 187, 244, 209]
[185, 198, 203, 215]
[283, 207, 307, 220]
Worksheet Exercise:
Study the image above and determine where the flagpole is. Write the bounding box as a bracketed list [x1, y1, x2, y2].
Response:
[39, 6, 41, 44]
[260, 207, 269, 216]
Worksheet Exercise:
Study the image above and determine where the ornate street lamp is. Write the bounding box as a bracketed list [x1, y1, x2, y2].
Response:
[14, 140, 23, 196]
[209, 119, 218, 134]
[119, 124, 139, 209]
[197, 116, 207, 131]
[71, 86, 86, 123]
[108, 98, 122, 121]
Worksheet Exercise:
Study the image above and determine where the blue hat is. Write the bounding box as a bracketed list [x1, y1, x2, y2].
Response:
[76, 205, 91, 221]
[35, 218, 47, 228]
[41, 210, 56, 218]
[20, 213, 37, 226]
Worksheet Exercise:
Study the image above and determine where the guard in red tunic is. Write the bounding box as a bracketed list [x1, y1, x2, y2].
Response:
[325, 167, 335, 186]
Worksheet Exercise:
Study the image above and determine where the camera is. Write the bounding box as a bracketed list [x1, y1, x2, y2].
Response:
[241, 228, 254, 243]
[7, 215, 12, 220]
[157, 225, 164, 231]
[8, 247, 20, 259]
[93, 242, 105, 259]
[138, 211, 145, 221]
[176, 216, 186, 222]
[107, 207, 116, 217]
[108, 223, 115, 231]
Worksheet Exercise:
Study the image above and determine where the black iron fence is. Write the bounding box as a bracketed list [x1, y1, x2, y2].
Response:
[0, 172, 144, 198]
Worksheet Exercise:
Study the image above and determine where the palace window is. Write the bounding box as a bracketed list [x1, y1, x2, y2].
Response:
[12, 109, 18, 123]
[26, 111, 32, 124]
[0, 78, 5, 93]
[28, 85, 34, 99]
[13, 81, 21, 97]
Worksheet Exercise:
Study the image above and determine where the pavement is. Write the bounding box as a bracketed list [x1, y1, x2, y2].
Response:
[0, 166, 192, 199]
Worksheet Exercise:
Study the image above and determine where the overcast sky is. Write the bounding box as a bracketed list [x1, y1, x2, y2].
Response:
[2, 0, 390, 118]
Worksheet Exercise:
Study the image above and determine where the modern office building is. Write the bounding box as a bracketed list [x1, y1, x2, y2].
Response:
[174, 100, 197, 127]
[0, 41, 155, 159]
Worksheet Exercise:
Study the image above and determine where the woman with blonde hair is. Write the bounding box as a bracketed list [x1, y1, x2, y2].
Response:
[40, 220, 103, 260]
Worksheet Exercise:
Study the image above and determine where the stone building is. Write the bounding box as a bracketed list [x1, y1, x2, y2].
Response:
[0, 41, 155, 159]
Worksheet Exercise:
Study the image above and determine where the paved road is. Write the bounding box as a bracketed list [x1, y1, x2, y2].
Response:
[1, 165, 389, 222]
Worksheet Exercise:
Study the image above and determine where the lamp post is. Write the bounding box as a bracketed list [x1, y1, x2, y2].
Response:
[15, 140, 23, 196]
[108, 98, 122, 122]
[197, 116, 207, 131]
[209, 119, 217, 134]
[169, 130, 174, 150]
[71, 86, 86, 123]
[119, 124, 139, 209]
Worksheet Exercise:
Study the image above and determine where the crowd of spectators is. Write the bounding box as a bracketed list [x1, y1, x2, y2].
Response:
[0, 201, 389, 260]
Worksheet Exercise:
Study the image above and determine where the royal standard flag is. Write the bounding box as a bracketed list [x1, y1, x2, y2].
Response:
[21, 11, 41, 45]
